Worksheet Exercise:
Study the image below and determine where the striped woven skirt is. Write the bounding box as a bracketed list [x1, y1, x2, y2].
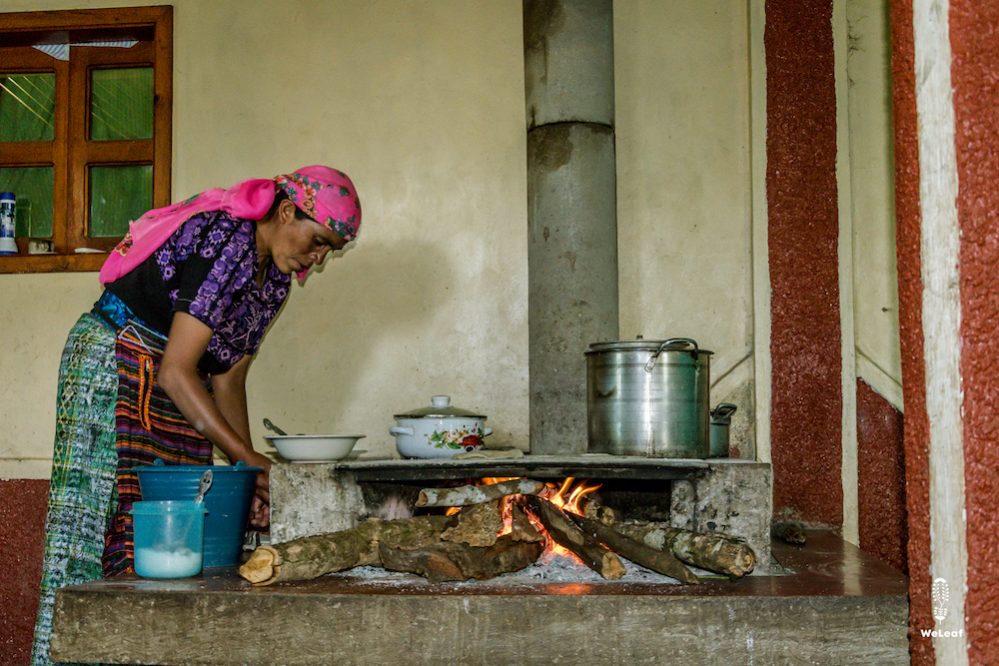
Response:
[31, 314, 116, 666]
[103, 320, 212, 576]
[32, 309, 212, 665]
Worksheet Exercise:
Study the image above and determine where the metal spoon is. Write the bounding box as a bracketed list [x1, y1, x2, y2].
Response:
[193, 470, 213, 504]
[263, 418, 288, 436]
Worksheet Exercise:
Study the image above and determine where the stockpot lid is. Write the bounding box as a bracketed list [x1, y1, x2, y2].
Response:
[394, 395, 486, 420]
[586, 337, 713, 356]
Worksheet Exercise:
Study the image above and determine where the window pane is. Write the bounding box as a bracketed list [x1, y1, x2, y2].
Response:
[90, 68, 154, 141]
[0, 166, 54, 237]
[0, 73, 56, 142]
[89, 165, 152, 238]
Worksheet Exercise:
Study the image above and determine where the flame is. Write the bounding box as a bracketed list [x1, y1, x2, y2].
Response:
[443, 476, 602, 562]
[482, 477, 517, 537]
[533, 477, 602, 559]
[549, 477, 602, 514]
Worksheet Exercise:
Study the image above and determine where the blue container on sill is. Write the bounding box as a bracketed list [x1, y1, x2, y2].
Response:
[136, 460, 261, 568]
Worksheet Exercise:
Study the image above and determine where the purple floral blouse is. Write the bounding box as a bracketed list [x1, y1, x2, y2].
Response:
[106, 210, 290, 374]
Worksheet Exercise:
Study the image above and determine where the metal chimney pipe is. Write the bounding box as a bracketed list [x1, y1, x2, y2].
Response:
[524, 0, 618, 455]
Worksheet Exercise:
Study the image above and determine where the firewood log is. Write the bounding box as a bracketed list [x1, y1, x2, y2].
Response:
[568, 514, 700, 584]
[379, 535, 543, 582]
[509, 504, 544, 543]
[582, 497, 620, 526]
[441, 500, 503, 547]
[525, 497, 625, 580]
[614, 521, 756, 578]
[239, 516, 450, 586]
[416, 479, 548, 507]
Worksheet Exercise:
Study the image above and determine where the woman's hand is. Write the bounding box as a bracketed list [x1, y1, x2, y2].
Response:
[241, 450, 272, 528]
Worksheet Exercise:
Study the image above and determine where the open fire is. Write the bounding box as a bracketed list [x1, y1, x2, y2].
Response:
[480, 476, 603, 560]
[239, 475, 758, 587]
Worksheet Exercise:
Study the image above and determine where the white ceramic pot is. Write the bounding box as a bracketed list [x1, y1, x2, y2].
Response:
[390, 395, 493, 459]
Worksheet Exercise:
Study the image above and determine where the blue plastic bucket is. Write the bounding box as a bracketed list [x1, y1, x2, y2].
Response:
[135, 460, 261, 568]
[131, 500, 207, 578]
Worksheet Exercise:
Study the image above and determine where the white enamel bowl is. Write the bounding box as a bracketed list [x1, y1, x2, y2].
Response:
[266, 435, 365, 463]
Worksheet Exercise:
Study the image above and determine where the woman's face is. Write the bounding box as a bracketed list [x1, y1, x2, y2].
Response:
[270, 201, 348, 275]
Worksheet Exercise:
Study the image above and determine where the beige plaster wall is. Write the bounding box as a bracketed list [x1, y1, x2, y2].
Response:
[846, 0, 902, 408]
[615, 2, 755, 409]
[0, 0, 529, 476]
[1, 0, 757, 479]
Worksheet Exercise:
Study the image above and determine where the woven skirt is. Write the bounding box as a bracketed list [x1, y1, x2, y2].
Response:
[103, 320, 213, 576]
[32, 313, 213, 665]
[31, 313, 117, 666]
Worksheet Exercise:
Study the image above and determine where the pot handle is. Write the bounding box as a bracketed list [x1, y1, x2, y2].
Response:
[483, 427, 494, 437]
[711, 403, 738, 419]
[644, 337, 699, 372]
[390, 426, 415, 436]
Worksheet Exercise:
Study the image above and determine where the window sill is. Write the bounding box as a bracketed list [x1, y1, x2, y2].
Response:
[0, 253, 105, 274]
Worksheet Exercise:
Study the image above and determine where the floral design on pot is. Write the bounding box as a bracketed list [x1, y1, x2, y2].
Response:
[391, 395, 493, 459]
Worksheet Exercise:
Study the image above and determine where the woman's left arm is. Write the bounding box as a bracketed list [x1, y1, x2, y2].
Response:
[211, 354, 253, 456]
[158, 312, 273, 498]
[211, 353, 272, 528]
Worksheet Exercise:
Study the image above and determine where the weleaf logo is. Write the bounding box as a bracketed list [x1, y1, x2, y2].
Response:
[932, 577, 949, 622]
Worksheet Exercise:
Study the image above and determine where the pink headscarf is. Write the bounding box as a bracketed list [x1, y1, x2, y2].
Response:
[99, 165, 361, 284]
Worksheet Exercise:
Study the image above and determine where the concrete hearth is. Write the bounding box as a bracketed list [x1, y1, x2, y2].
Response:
[268, 456, 774, 570]
[50, 532, 908, 665]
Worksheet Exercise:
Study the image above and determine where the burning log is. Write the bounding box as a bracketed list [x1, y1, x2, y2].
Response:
[568, 514, 700, 584]
[509, 504, 545, 543]
[379, 535, 543, 582]
[416, 478, 548, 508]
[441, 500, 503, 547]
[613, 521, 756, 578]
[239, 515, 450, 586]
[525, 497, 625, 580]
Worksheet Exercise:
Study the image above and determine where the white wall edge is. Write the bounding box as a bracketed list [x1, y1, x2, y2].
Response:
[913, 0, 969, 662]
[749, 0, 771, 466]
[856, 350, 905, 412]
[834, 0, 859, 547]
[0, 458, 54, 481]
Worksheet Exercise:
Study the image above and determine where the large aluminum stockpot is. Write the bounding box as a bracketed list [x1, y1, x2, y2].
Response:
[586, 337, 712, 458]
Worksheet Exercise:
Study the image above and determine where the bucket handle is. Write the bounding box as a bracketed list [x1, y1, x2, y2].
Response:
[644, 338, 699, 372]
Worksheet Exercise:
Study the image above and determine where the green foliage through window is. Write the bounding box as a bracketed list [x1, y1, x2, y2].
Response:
[90, 68, 154, 141]
[0, 74, 56, 142]
[0, 166, 54, 237]
[89, 165, 152, 238]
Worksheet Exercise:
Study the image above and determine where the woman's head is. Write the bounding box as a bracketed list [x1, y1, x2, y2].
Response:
[263, 194, 348, 276]
[274, 165, 362, 242]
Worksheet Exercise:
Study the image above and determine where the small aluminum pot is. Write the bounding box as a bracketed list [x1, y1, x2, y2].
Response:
[709, 403, 738, 458]
[390, 395, 493, 459]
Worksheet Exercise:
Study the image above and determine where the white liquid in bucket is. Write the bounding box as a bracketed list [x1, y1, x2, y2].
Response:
[135, 546, 202, 578]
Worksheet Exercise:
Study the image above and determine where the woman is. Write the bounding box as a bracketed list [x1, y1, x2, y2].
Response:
[31, 165, 361, 665]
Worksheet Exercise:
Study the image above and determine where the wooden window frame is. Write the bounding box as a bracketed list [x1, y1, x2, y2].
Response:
[0, 6, 172, 274]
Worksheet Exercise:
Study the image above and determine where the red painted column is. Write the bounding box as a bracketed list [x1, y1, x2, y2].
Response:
[889, 0, 933, 661]
[764, 0, 843, 525]
[0, 480, 48, 664]
[856, 380, 907, 573]
[950, 2, 999, 660]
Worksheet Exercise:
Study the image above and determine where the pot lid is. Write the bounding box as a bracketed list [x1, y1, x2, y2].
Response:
[394, 395, 486, 419]
[586, 336, 713, 355]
